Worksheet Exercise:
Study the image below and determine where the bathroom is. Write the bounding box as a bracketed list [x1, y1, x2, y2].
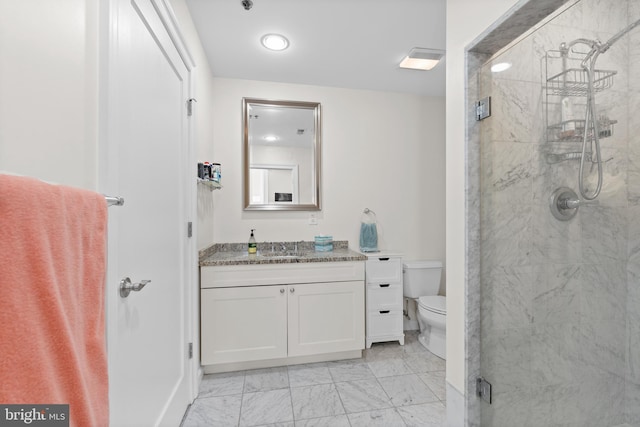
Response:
[3, 0, 447, 425]
[2, 0, 639, 426]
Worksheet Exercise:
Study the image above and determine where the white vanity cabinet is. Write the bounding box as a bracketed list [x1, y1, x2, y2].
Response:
[200, 261, 365, 372]
[365, 254, 404, 348]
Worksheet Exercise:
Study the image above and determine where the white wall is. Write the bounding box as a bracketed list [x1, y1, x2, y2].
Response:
[445, 0, 520, 395]
[211, 78, 446, 266]
[0, 0, 99, 189]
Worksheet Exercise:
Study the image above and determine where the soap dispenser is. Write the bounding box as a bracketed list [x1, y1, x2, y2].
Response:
[248, 229, 257, 254]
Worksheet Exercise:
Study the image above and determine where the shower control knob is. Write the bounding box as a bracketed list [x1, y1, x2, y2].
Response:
[549, 187, 580, 221]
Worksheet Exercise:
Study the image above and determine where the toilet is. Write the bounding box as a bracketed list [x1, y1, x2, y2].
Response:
[403, 261, 446, 359]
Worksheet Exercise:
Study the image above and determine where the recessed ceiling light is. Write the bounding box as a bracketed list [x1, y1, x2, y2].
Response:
[399, 48, 445, 71]
[491, 62, 512, 73]
[264, 135, 279, 142]
[261, 34, 289, 51]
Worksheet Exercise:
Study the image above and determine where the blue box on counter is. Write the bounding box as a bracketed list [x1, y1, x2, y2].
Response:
[314, 235, 333, 252]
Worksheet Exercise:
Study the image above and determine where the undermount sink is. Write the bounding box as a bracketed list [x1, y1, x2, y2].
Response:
[260, 251, 306, 258]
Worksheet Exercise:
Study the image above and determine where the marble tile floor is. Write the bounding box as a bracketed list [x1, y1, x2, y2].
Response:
[181, 331, 446, 427]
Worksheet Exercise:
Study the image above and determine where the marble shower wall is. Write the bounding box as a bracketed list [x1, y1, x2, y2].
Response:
[478, 0, 640, 425]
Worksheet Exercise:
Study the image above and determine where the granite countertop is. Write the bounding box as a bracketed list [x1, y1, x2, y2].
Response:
[199, 240, 367, 266]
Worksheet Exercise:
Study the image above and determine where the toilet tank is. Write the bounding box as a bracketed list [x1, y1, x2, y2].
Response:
[403, 260, 443, 298]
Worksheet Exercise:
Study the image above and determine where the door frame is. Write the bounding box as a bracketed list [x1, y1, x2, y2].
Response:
[97, 0, 199, 421]
[250, 164, 300, 204]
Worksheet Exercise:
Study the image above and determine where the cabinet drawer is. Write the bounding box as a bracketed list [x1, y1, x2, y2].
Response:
[365, 258, 402, 283]
[366, 283, 403, 310]
[366, 311, 403, 336]
[202, 262, 364, 288]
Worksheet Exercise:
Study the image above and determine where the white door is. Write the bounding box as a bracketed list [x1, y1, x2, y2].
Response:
[101, 0, 194, 425]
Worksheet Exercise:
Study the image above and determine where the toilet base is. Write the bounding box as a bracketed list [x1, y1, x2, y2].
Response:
[418, 329, 446, 360]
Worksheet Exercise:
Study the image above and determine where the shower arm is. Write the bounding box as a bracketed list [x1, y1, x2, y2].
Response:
[600, 17, 640, 53]
[562, 17, 640, 58]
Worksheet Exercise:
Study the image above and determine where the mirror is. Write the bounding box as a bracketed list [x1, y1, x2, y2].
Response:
[243, 98, 321, 211]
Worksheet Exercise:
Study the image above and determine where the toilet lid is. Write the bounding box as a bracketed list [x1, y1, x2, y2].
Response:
[403, 260, 443, 269]
[418, 296, 446, 315]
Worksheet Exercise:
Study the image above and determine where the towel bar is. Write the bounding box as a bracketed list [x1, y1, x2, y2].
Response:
[105, 195, 124, 207]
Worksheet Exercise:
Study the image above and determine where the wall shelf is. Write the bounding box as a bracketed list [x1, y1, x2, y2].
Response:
[198, 178, 222, 190]
[547, 68, 616, 96]
[544, 49, 617, 144]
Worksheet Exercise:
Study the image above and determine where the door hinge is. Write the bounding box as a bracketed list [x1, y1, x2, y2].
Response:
[188, 342, 193, 359]
[187, 221, 193, 238]
[477, 377, 492, 404]
[475, 96, 491, 121]
[187, 98, 197, 117]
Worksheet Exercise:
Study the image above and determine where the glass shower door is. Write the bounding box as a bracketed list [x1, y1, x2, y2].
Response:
[477, 0, 640, 425]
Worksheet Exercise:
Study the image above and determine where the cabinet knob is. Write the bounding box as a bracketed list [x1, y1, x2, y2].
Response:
[290, 288, 295, 293]
[280, 288, 285, 294]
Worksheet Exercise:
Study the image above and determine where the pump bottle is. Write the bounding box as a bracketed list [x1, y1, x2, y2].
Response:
[248, 229, 257, 254]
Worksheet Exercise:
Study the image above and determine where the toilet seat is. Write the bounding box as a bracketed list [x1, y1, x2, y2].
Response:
[418, 295, 446, 315]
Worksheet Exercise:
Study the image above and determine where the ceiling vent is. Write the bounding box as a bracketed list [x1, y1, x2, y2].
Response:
[399, 48, 445, 71]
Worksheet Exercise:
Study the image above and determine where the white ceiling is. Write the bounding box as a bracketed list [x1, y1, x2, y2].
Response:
[185, 0, 447, 97]
[248, 103, 316, 147]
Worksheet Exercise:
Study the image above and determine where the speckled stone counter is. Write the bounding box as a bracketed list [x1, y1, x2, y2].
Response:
[199, 240, 366, 266]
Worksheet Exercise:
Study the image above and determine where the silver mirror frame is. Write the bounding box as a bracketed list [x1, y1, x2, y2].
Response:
[243, 98, 322, 211]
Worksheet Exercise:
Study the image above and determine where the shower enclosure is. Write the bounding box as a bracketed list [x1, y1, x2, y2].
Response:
[477, 0, 640, 425]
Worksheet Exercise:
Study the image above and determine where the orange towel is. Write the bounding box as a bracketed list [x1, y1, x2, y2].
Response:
[0, 174, 109, 427]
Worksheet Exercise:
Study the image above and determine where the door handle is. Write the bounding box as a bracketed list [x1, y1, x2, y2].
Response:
[119, 277, 151, 298]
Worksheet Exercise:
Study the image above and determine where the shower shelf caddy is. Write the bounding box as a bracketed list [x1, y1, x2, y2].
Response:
[544, 49, 617, 144]
[197, 177, 222, 190]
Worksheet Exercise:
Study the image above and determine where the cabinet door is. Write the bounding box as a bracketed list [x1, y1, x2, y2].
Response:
[201, 286, 287, 365]
[288, 281, 364, 357]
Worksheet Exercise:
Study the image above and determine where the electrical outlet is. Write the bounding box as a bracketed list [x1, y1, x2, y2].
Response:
[308, 213, 318, 225]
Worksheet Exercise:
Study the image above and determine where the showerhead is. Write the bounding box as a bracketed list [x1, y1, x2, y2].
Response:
[561, 37, 599, 53]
